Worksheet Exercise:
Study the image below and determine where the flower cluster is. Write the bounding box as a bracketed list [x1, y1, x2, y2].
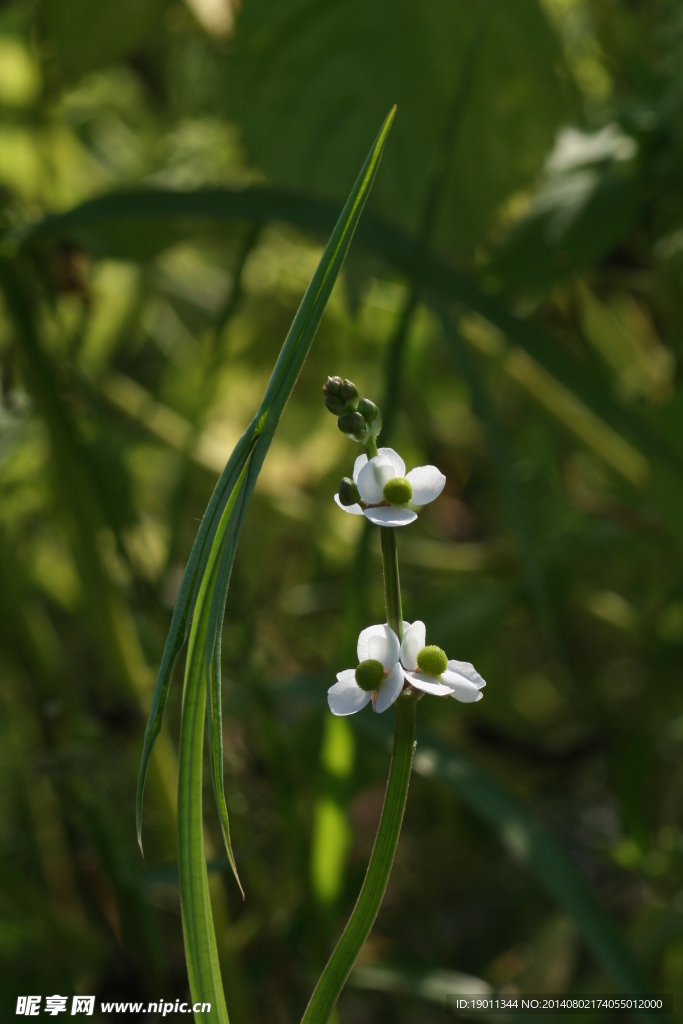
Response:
[328, 621, 485, 716]
[324, 375, 487, 716]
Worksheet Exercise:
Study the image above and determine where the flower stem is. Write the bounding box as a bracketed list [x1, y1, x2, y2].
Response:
[299, 690, 418, 1024]
[380, 527, 403, 641]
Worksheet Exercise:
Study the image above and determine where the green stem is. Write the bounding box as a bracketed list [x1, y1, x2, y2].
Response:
[301, 512, 411, 1023]
[300, 691, 418, 1024]
[380, 527, 403, 641]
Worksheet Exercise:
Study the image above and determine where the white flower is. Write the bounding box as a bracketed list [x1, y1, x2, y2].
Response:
[328, 623, 404, 715]
[399, 620, 485, 703]
[334, 447, 446, 527]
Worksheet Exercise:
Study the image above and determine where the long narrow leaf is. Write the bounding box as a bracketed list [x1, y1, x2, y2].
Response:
[204, 453, 257, 897]
[178, 543, 231, 1024]
[136, 430, 255, 851]
[157, 109, 396, 1018]
[137, 105, 395, 854]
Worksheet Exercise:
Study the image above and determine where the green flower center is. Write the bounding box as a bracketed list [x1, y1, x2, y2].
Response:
[416, 645, 448, 676]
[355, 659, 385, 692]
[383, 476, 413, 505]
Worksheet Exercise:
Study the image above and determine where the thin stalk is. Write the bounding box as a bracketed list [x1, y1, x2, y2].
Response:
[300, 691, 417, 1024]
[301, 512, 412, 1023]
[380, 527, 403, 641]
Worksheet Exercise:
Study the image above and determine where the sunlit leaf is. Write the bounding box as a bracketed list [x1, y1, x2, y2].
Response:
[231, 0, 575, 253]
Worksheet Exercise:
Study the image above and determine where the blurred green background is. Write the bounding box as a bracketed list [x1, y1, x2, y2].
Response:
[2, 0, 683, 1020]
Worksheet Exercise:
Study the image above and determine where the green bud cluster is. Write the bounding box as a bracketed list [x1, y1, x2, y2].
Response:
[323, 376, 382, 447]
[323, 376, 359, 415]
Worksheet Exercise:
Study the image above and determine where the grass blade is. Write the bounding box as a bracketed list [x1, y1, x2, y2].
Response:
[179, 559, 230, 1024]
[136, 110, 395, 856]
[135, 431, 254, 852]
[167, 109, 397, 1017]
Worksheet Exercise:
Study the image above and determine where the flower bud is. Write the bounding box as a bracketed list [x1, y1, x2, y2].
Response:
[337, 410, 367, 442]
[323, 376, 360, 415]
[323, 377, 346, 415]
[358, 398, 382, 438]
[338, 477, 361, 506]
[339, 379, 359, 409]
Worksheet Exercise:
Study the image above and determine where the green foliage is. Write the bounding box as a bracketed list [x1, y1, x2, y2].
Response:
[232, 0, 575, 252]
[489, 164, 640, 294]
[38, 0, 168, 79]
[2, 0, 683, 1020]
[143, 109, 395, 1013]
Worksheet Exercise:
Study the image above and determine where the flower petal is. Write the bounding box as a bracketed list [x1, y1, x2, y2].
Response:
[445, 660, 486, 690]
[402, 670, 452, 695]
[357, 457, 396, 504]
[335, 668, 358, 684]
[376, 447, 406, 478]
[327, 678, 371, 715]
[353, 453, 368, 483]
[375, 663, 405, 712]
[447, 679, 483, 703]
[363, 506, 418, 527]
[368, 627, 400, 670]
[357, 623, 391, 662]
[405, 465, 446, 506]
[400, 620, 426, 671]
[334, 493, 364, 515]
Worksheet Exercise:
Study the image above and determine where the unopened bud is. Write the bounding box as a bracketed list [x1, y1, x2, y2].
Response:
[339, 379, 359, 409]
[339, 477, 361, 506]
[323, 376, 360, 415]
[358, 398, 382, 438]
[323, 377, 346, 415]
[338, 410, 367, 442]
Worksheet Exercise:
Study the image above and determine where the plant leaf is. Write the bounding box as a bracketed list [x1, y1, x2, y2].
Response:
[137, 106, 394, 867]
[173, 107, 396, 1016]
[135, 430, 255, 853]
[231, 0, 574, 253]
[178, 558, 230, 1024]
